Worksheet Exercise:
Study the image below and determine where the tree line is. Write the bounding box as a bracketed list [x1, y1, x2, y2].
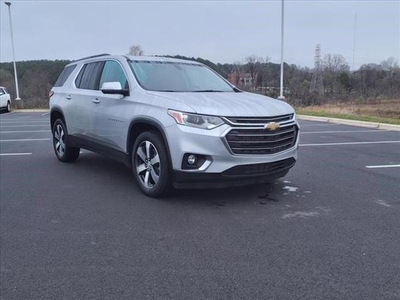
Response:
[0, 53, 399, 108]
[0, 60, 69, 108]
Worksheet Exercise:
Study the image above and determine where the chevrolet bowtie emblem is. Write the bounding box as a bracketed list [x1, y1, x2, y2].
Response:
[264, 122, 280, 131]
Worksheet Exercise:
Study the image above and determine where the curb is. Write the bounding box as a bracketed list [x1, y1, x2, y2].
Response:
[11, 109, 49, 113]
[298, 115, 400, 132]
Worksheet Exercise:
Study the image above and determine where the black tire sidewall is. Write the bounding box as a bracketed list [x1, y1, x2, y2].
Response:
[52, 119, 79, 162]
[53, 119, 68, 161]
[132, 132, 171, 197]
[7, 102, 11, 112]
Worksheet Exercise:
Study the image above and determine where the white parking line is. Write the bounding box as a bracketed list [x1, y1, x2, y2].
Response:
[0, 130, 50, 134]
[0, 138, 50, 142]
[0, 153, 32, 156]
[0, 121, 48, 124]
[366, 164, 400, 169]
[300, 141, 400, 147]
[301, 130, 385, 134]
[0, 125, 49, 128]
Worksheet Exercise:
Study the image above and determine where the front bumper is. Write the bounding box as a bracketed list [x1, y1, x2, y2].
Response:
[172, 157, 296, 189]
[165, 121, 299, 187]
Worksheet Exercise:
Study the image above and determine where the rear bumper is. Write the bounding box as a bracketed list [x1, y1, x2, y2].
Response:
[172, 157, 295, 189]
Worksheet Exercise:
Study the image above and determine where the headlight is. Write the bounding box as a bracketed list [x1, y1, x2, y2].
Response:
[168, 110, 224, 130]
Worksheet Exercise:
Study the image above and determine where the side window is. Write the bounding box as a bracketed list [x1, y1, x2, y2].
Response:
[99, 61, 129, 89]
[75, 64, 87, 88]
[54, 64, 76, 87]
[75, 62, 104, 90]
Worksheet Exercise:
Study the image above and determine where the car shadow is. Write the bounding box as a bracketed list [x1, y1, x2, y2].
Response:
[166, 180, 288, 205]
[74, 152, 294, 206]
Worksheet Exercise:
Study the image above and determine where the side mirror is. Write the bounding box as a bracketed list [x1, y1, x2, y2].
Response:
[101, 82, 129, 96]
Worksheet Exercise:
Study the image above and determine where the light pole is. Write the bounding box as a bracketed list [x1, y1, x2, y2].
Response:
[278, 0, 285, 100]
[4, 1, 23, 108]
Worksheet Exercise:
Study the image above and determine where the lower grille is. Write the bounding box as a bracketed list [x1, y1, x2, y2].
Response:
[225, 125, 298, 155]
[223, 158, 296, 176]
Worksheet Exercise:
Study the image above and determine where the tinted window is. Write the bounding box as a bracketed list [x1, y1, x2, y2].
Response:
[129, 61, 234, 92]
[75, 62, 104, 90]
[54, 65, 76, 87]
[99, 61, 128, 89]
[75, 64, 86, 88]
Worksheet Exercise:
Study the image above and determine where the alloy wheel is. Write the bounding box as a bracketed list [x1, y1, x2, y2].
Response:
[136, 140, 161, 189]
[54, 124, 65, 157]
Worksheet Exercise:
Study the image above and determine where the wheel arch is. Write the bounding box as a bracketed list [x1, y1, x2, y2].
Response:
[50, 108, 66, 130]
[127, 118, 173, 169]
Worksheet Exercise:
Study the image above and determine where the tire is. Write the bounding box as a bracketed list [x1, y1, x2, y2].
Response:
[132, 131, 171, 198]
[6, 101, 11, 113]
[52, 119, 80, 162]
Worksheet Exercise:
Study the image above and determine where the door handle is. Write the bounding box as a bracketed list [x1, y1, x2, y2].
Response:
[66, 95, 72, 100]
[92, 98, 100, 104]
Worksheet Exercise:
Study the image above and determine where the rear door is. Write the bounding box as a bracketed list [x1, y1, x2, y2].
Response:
[66, 61, 104, 142]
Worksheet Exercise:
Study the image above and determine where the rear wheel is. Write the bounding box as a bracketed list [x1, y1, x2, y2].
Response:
[6, 101, 11, 112]
[132, 132, 171, 197]
[52, 119, 80, 162]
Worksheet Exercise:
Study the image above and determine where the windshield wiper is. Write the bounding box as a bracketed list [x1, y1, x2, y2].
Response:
[191, 90, 224, 92]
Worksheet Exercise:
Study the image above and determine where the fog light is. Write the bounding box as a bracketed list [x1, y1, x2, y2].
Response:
[182, 153, 208, 170]
[187, 154, 197, 165]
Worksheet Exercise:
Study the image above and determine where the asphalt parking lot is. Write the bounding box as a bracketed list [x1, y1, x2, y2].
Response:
[1, 112, 400, 300]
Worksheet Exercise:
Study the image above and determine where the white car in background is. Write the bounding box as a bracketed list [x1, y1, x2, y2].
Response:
[0, 86, 11, 112]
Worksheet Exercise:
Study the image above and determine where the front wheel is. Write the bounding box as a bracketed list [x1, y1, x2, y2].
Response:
[132, 132, 171, 198]
[52, 119, 80, 162]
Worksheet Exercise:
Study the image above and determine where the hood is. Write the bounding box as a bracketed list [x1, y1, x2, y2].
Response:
[147, 91, 294, 117]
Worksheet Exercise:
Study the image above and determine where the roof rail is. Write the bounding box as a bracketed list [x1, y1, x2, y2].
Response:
[73, 53, 110, 62]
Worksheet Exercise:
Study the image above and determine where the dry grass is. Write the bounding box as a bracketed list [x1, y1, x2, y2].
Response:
[296, 99, 400, 125]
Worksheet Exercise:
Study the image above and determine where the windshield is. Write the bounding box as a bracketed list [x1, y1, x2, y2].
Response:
[129, 60, 234, 92]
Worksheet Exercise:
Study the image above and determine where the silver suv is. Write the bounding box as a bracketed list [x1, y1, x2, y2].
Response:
[50, 54, 299, 197]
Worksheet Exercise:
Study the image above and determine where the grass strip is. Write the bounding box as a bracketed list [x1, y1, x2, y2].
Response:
[296, 109, 400, 125]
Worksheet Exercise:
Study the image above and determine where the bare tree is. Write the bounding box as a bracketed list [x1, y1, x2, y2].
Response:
[128, 44, 144, 56]
[229, 61, 244, 86]
[323, 54, 349, 73]
[381, 57, 398, 71]
[323, 54, 350, 96]
[245, 55, 264, 90]
[260, 56, 271, 88]
[380, 57, 399, 96]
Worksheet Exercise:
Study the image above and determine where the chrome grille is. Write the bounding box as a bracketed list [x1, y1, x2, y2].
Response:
[225, 125, 298, 155]
[225, 114, 293, 125]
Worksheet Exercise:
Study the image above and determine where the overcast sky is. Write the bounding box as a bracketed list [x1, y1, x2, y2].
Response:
[0, 0, 399, 69]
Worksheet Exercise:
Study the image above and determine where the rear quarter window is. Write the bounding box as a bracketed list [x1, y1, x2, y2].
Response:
[54, 65, 77, 87]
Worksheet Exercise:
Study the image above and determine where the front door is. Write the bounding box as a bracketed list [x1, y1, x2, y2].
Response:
[92, 60, 131, 153]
